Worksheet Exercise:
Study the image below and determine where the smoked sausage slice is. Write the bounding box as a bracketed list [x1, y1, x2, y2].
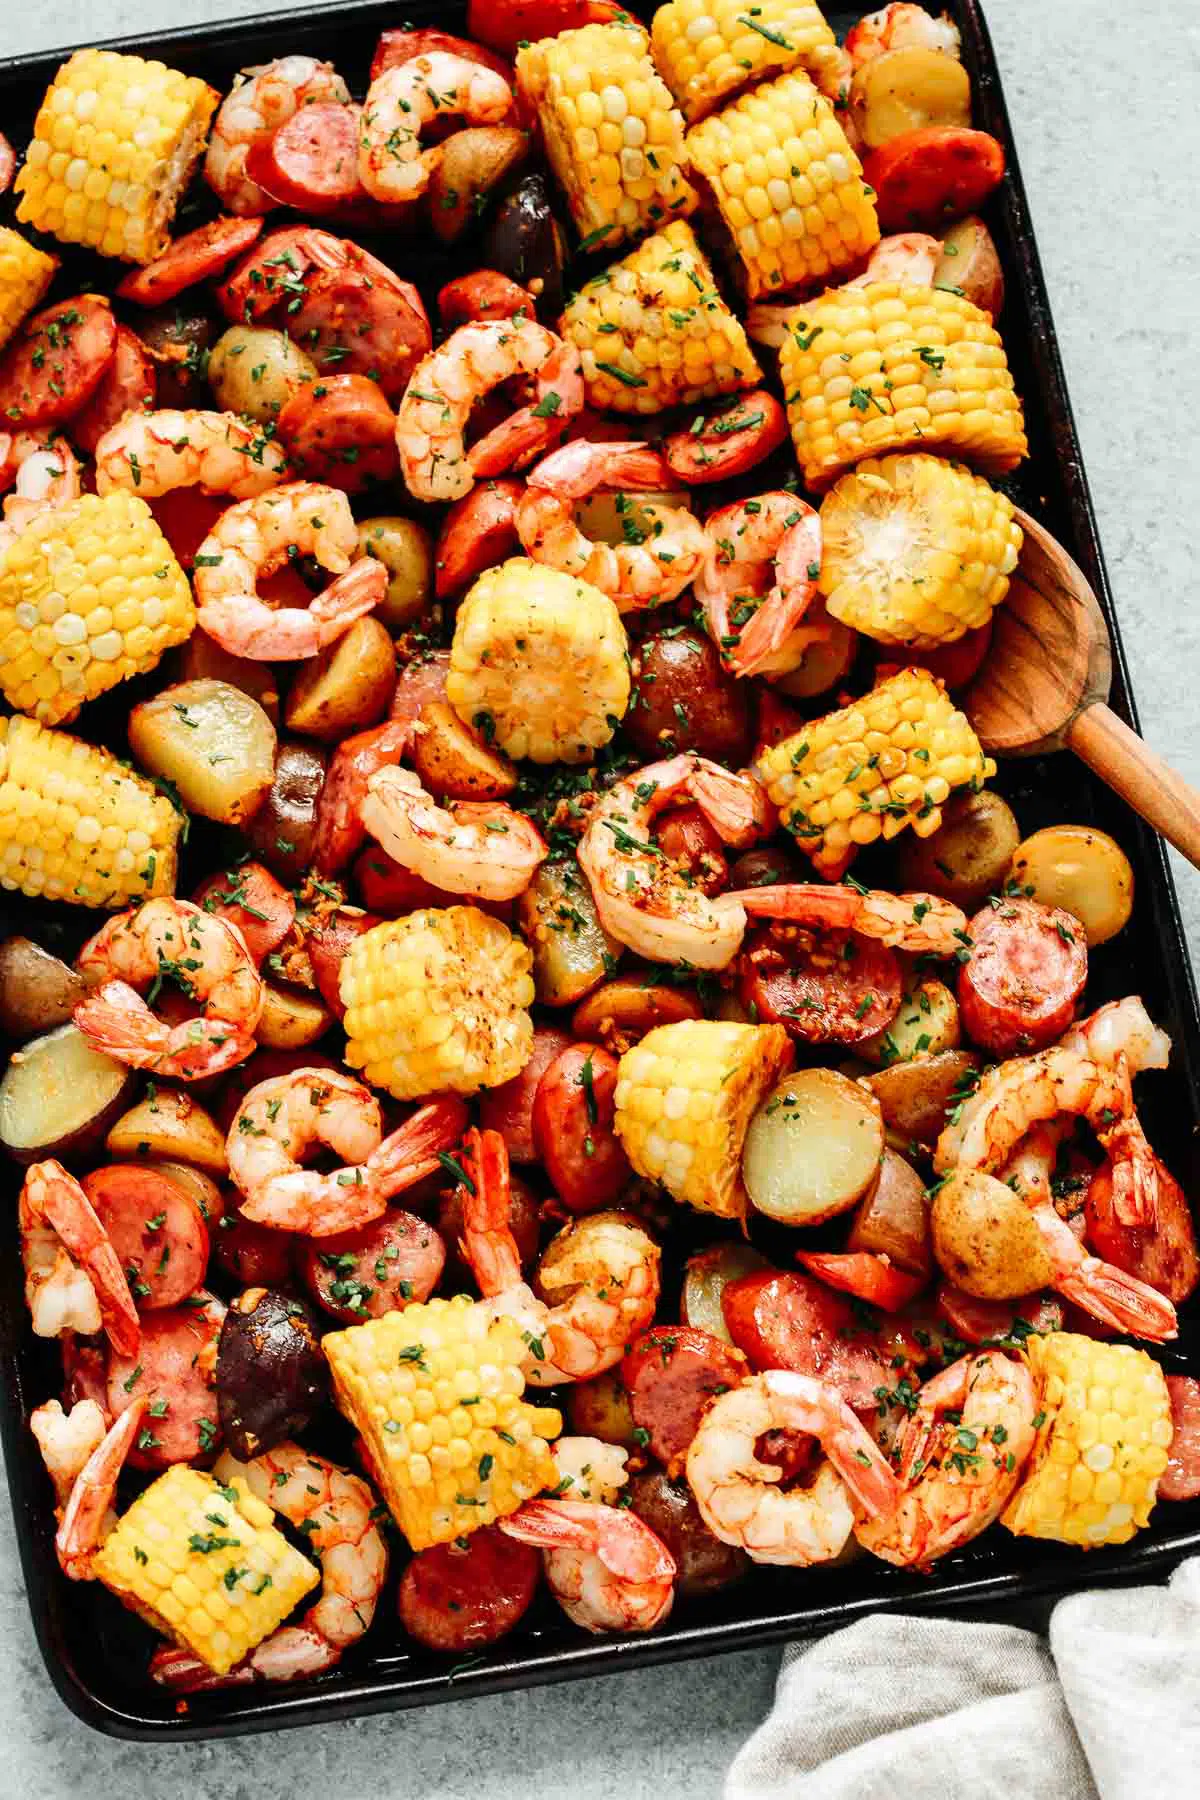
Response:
[958, 897, 1087, 1054]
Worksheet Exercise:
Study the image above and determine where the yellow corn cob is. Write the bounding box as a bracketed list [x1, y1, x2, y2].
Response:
[15, 49, 219, 262]
[324, 1296, 562, 1550]
[757, 666, 995, 877]
[819, 453, 1024, 646]
[0, 492, 195, 725]
[446, 559, 630, 765]
[0, 713, 180, 906]
[516, 20, 695, 253]
[686, 69, 878, 299]
[779, 281, 1028, 489]
[0, 229, 59, 355]
[651, 0, 840, 124]
[340, 907, 535, 1099]
[559, 218, 761, 415]
[1003, 1334, 1173, 1548]
[614, 1018, 793, 1220]
[91, 1466, 319, 1676]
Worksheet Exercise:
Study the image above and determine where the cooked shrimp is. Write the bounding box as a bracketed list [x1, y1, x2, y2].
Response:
[19, 1160, 140, 1356]
[359, 53, 513, 203]
[845, 3, 961, 65]
[74, 897, 263, 1080]
[30, 1399, 108, 1513]
[1031, 1199, 1177, 1341]
[228, 1068, 466, 1235]
[458, 1127, 660, 1386]
[685, 1371, 902, 1567]
[578, 754, 772, 968]
[192, 482, 385, 659]
[845, 232, 944, 289]
[0, 437, 82, 551]
[697, 494, 824, 678]
[745, 302, 804, 352]
[312, 719, 413, 876]
[517, 441, 709, 611]
[500, 1499, 675, 1634]
[730, 883, 969, 957]
[360, 766, 547, 902]
[206, 56, 352, 214]
[549, 1436, 630, 1506]
[395, 320, 581, 503]
[55, 1398, 146, 1580]
[856, 1351, 1037, 1569]
[94, 409, 290, 500]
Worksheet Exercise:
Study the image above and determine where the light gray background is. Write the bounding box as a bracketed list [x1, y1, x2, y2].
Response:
[0, 1, 1196, 1795]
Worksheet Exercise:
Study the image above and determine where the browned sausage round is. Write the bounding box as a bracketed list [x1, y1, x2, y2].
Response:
[622, 1326, 748, 1470]
[277, 373, 397, 491]
[478, 1024, 572, 1162]
[958, 897, 1087, 1053]
[84, 1164, 209, 1310]
[115, 217, 265, 306]
[662, 390, 788, 484]
[245, 104, 364, 212]
[1085, 1160, 1200, 1304]
[435, 478, 523, 598]
[740, 924, 902, 1044]
[307, 908, 382, 1019]
[107, 1294, 225, 1468]
[398, 1526, 540, 1651]
[299, 1210, 446, 1322]
[214, 1213, 297, 1288]
[0, 295, 117, 426]
[216, 226, 349, 325]
[289, 260, 430, 400]
[1160, 1375, 1200, 1502]
[437, 272, 531, 329]
[532, 1043, 632, 1214]
[722, 1270, 892, 1409]
[70, 324, 157, 454]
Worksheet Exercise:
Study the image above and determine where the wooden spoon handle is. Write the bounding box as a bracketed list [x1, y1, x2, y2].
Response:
[1068, 702, 1200, 870]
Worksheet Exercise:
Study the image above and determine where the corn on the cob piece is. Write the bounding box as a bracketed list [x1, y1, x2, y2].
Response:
[516, 20, 695, 253]
[819, 453, 1023, 647]
[15, 49, 219, 263]
[446, 559, 630, 765]
[614, 1018, 793, 1221]
[340, 907, 535, 1099]
[686, 69, 877, 299]
[0, 713, 180, 906]
[1003, 1334, 1172, 1548]
[91, 1466, 319, 1675]
[559, 218, 761, 415]
[324, 1296, 562, 1551]
[651, 0, 840, 124]
[0, 492, 195, 726]
[757, 666, 995, 878]
[779, 281, 1028, 489]
[0, 229, 59, 356]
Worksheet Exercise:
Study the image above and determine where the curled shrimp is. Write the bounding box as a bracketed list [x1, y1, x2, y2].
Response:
[30, 1398, 108, 1514]
[856, 1350, 1037, 1569]
[19, 1161, 140, 1357]
[74, 897, 263, 1080]
[359, 53, 513, 203]
[55, 1398, 146, 1580]
[696, 494, 824, 677]
[360, 766, 548, 903]
[227, 1068, 467, 1235]
[845, 3, 961, 65]
[517, 440, 709, 611]
[395, 319, 582, 503]
[685, 1371, 901, 1567]
[93, 409, 290, 500]
[206, 56, 353, 214]
[730, 882, 969, 957]
[500, 1499, 675, 1634]
[192, 481, 385, 659]
[844, 231, 944, 288]
[577, 754, 772, 968]
[0, 436, 82, 552]
[458, 1127, 660, 1386]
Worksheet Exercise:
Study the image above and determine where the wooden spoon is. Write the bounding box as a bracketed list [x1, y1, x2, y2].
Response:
[961, 506, 1200, 870]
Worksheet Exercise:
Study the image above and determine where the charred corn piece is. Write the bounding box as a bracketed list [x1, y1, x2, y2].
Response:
[340, 907, 535, 1099]
[757, 666, 995, 878]
[559, 218, 761, 415]
[614, 1018, 793, 1221]
[446, 559, 629, 765]
[516, 20, 695, 253]
[686, 69, 877, 299]
[779, 281, 1028, 489]
[324, 1296, 562, 1551]
[0, 492, 195, 725]
[819, 453, 1023, 646]
[0, 713, 180, 906]
[651, 0, 840, 124]
[0, 229, 59, 354]
[1003, 1334, 1172, 1548]
[91, 1466, 319, 1676]
[15, 49, 219, 263]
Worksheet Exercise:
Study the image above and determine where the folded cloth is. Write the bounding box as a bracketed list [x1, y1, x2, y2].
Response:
[725, 1557, 1200, 1800]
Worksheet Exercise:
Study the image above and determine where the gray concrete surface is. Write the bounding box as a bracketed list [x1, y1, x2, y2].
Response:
[0, 1, 1196, 1795]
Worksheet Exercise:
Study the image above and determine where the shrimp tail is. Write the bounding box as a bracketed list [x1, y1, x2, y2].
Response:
[1104, 1122, 1160, 1229]
[56, 1397, 146, 1579]
[313, 718, 413, 876]
[457, 1126, 523, 1296]
[29, 1160, 142, 1357]
[828, 1420, 903, 1519]
[74, 980, 168, 1066]
[367, 1096, 470, 1196]
[1056, 1257, 1177, 1342]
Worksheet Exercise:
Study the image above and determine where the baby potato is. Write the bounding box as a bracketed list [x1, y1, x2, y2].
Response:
[896, 788, 1020, 910]
[177, 628, 280, 724]
[105, 1087, 227, 1174]
[767, 601, 858, 700]
[937, 215, 1004, 318]
[567, 1370, 640, 1451]
[518, 857, 621, 1007]
[410, 700, 517, 801]
[207, 326, 316, 422]
[256, 982, 332, 1050]
[931, 1169, 1053, 1299]
[862, 1047, 978, 1147]
[743, 1069, 884, 1227]
[285, 616, 396, 741]
[429, 126, 530, 243]
[1008, 825, 1133, 947]
[859, 978, 960, 1067]
[243, 740, 329, 882]
[574, 490, 691, 546]
[359, 516, 433, 631]
[850, 46, 971, 148]
[129, 679, 276, 826]
[627, 629, 750, 763]
[847, 1148, 931, 1277]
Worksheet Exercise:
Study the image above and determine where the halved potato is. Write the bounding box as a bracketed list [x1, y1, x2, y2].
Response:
[518, 858, 621, 1007]
[359, 517, 433, 632]
[284, 616, 396, 741]
[142, 1159, 225, 1226]
[937, 215, 1004, 318]
[129, 679, 276, 826]
[931, 1168, 1052, 1299]
[0, 1023, 133, 1163]
[896, 788, 1020, 910]
[859, 978, 960, 1067]
[1008, 825, 1133, 947]
[767, 602, 858, 699]
[862, 1048, 978, 1146]
[105, 1086, 227, 1174]
[256, 982, 332, 1050]
[851, 46, 971, 148]
[847, 1148, 930, 1275]
[681, 1241, 772, 1343]
[410, 700, 518, 801]
[566, 1370, 640, 1450]
[207, 325, 317, 422]
[0, 937, 86, 1040]
[571, 976, 700, 1045]
[575, 490, 691, 546]
[177, 629, 281, 724]
[429, 127, 529, 243]
[742, 1069, 884, 1226]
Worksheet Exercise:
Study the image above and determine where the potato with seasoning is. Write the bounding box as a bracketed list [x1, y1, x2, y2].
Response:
[207, 325, 316, 422]
[129, 679, 276, 827]
[627, 629, 751, 763]
[358, 516, 434, 632]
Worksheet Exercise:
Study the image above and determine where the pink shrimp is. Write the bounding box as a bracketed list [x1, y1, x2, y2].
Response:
[55, 1399, 147, 1580]
[19, 1160, 140, 1357]
[729, 882, 969, 956]
[499, 1500, 675, 1634]
[696, 494, 825, 678]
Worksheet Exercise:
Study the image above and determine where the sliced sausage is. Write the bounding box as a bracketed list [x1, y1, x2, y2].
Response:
[663, 390, 788, 485]
[308, 908, 382, 1019]
[299, 1210, 445, 1322]
[0, 295, 117, 427]
[1085, 1159, 1200, 1305]
[192, 861, 296, 965]
[1160, 1375, 1200, 1502]
[478, 1025, 573, 1162]
[107, 1295, 225, 1468]
[864, 127, 1006, 233]
[722, 1270, 892, 1409]
[532, 1043, 632, 1214]
[352, 846, 468, 915]
[149, 490, 228, 570]
[277, 373, 397, 491]
[84, 1165, 209, 1311]
[958, 897, 1087, 1054]
[70, 325, 157, 454]
[289, 263, 431, 400]
[657, 805, 727, 897]
[935, 1282, 1065, 1346]
[434, 478, 523, 598]
[740, 925, 902, 1045]
[622, 1326, 748, 1471]
[62, 1334, 111, 1415]
[398, 1526, 540, 1651]
[245, 104, 365, 213]
[794, 1250, 925, 1312]
[214, 1213, 297, 1288]
[115, 217, 266, 306]
[216, 226, 349, 325]
[437, 272, 531, 329]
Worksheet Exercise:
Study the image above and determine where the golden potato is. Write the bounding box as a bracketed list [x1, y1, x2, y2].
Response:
[848, 1148, 931, 1276]
[359, 516, 434, 631]
[429, 127, 529, 243]
[767, 601, 857, 699]
[862, 1048, 979, 1146]
[518, 858, 621, 1007]
[931, 1169, 1053, 1299]
[129, 679, 276, 825]
[410, 700, 517, 801]
[859, 979, 960, 1067]
[284, 616, 396, 741]
[255, 982, 332, 1050]
[743, 1069, 884, 1226]
[937, 215, 1004, 318]
[896, 788, 1021, 910]
[105, 1086, 227, 1174]
[207, 326, 317, 422]
[850, 46, 971, 148]
[177, 629, 280, 724]
[1009, 825, 1133, 947]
